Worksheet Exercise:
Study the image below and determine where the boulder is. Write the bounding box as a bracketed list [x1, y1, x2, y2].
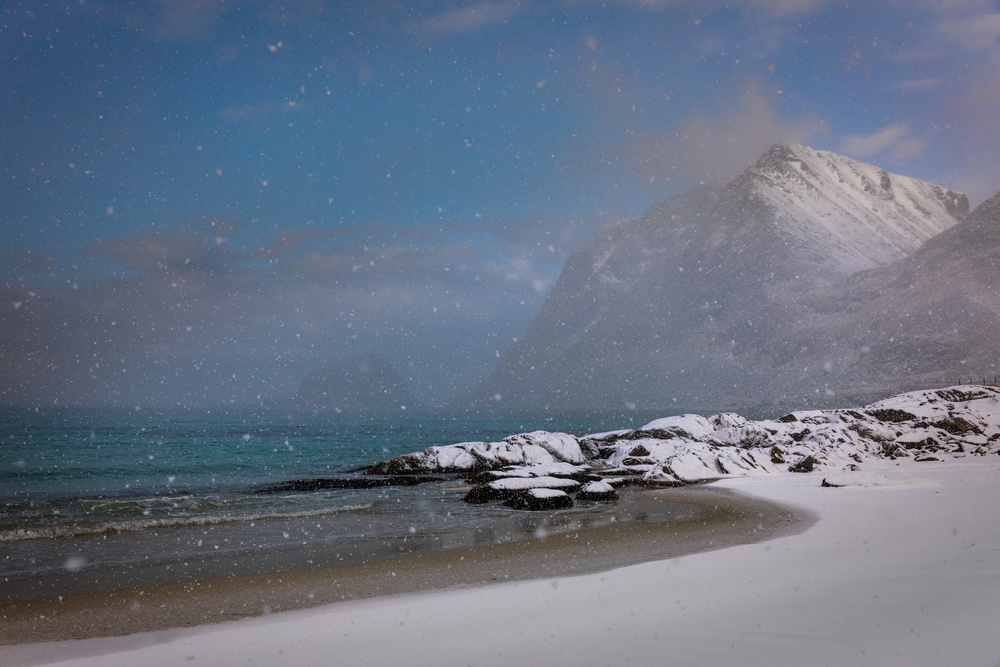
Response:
[503, 488, 574, 511]
[788, 455, 817, 473]
[577, 480, 619, 501]
[462, 476, 580, 504]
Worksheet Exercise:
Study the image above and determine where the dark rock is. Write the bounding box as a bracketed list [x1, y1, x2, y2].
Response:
[503, 489, 574, 511]
[788, 455, 816, 473]
[606, 477, 646, 488]
[621, 457, 653, 466]
[769, 445, 786, 464]
[628, 444, 651, 457]
[866, 408, 917, 423]
[936, 388, 992, 403]
[567, 471, 603, 483]
[578, 438, 603, 459]
[929, 416, 981, 435]
[789, 428, 811, 442]
[463, 484, 509, 504]
[369, 455, 489, 475]
[880, 442, 910, 458]
[466, 470, 508, 484]
[777, 414, 798, 423]
[915, 455, 942, 462]
[253, 476, 444, 494]
[903, 437, 938, 450]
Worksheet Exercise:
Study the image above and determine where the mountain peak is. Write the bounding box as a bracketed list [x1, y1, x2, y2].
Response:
[734, 143, 968, 276]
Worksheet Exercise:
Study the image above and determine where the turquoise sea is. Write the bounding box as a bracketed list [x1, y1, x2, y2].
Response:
[0, 408, 661, 604]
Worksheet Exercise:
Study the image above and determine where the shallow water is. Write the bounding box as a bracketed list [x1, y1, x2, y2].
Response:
[1, 407, 671, 603]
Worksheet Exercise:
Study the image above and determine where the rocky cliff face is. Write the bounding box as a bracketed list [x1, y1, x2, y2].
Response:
[461, 144, 977, 415]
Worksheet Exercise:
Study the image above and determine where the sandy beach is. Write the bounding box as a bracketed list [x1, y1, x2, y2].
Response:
[3, 457, 1000, 666]
[0, 486, 805, 653]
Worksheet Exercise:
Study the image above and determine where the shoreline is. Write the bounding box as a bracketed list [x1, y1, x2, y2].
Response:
[0, 485, 811, 649]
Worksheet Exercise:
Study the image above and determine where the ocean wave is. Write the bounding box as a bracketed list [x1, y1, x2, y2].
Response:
[0, 503, 374, 543]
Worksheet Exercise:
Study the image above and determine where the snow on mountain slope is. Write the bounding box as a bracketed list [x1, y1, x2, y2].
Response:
[746, 144, 967, 275]
[460, 144, 972, 413]
[765, 190, 1000, 401]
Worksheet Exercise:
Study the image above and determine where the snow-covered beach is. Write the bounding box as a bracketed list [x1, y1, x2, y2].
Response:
[4, 457, 999, 666]
[4, 385, 1000, 666]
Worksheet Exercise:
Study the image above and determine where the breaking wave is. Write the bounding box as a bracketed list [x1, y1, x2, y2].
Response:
[0, 502, 374, 543]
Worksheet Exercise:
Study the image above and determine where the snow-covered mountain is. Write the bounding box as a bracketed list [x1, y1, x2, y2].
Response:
[741, 144, 966, 275]
[460, 144, 979, 414]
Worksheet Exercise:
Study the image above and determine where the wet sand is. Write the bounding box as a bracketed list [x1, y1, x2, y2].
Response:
[0, 486, 812, 651]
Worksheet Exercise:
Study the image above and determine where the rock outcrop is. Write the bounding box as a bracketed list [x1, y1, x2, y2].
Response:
[373, 385, 1000, 509]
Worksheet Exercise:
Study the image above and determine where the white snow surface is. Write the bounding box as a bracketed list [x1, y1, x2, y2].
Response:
[486, 476, 580, 492]
[753, 143, 964, 276]
[578, 480, 615, 494]
[486, 462, 586, 478]
[522, 487, 569, 499]
[504, 430, 585, 464]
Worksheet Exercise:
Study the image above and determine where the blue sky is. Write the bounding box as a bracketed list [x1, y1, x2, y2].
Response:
[2, 0, 999, 408]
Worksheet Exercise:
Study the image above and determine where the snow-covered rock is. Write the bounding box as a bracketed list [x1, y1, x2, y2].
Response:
[503, 431, 585, 464]
[481, 462, 588, 479]
[373, 385, 1000, 501]
[463, 476, 581, 504]
[503, 488, 574, 511]
[637, 414, 716, 440]
[368, 431, 584, 474]
[577, 480, 618, 501]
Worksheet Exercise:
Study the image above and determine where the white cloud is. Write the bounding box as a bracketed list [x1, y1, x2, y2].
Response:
[936, 13, 1000, 52]
[839, 124, 925, 161]
[412, 2, 523, 36]
[624, 81, 823, 188]
[589, 0, 824, 16]
[736, 0, 824, 16]
[894, 77, 942, 92]
[946, 74, 1000, 205]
